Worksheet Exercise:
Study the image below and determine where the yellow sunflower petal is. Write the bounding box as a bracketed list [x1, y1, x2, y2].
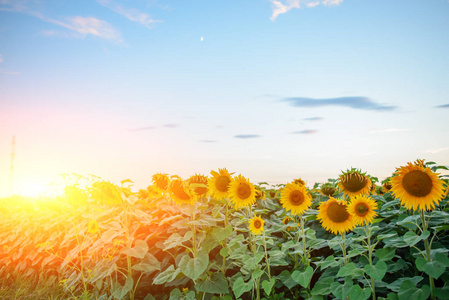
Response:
[249, 215, 264, 235]
[152, 173, 170, 194]
[338, 169, 372, 198]
[208, 168, 232, 199]
[390, 160, 445, 211]
[317, 197, 355, 235]
[169, 178, 197, 206]
[347, 195, 378, 225]
[280, 183, 312, 216]
[229, 174, 257, 209]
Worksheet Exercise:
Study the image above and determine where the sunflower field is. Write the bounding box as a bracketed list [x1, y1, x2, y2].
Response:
[1, 159, 449, 300]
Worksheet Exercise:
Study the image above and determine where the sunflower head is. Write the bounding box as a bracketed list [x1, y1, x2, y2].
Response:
[390, 159, 445, 211]
[347, 195, 378, 226]
[293, 178, 306, 186]
[152, 173, 170, 194]
[89, 181, 123, 205]
[282, 216, 291, 225]
[338, 168, 372, 197]
[255, 186, 266, 200]
[320, 183, 337, 197]
[317, 197, 355, 235]
[249, 215, 264, 235]
[169, 178, 197, 206]
[188, 174, 209, 197]
[208, 168, 232, 199]
[229, 175, 257, 209]
[280, 183, 312, 216]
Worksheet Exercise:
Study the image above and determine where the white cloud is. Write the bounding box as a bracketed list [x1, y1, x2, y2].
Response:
[423, 147, 449, 154]
[369, 128, 409, 134]
[1, 0, 123, 42]
[97, 0, 161, 28]
[270, 0, 344, 20]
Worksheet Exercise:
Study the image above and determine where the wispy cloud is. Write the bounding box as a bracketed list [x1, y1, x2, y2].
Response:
[303, 117, 323, 121]
[0, 1, 123, 42]
[97, 0, 161, 28]
[200, 140, 217, 143]
[234, 134, 261, 139]
[270, 0, 343, 21]
[282, 96, 396, 111]
[435, 104, 449, 108]
[423, 147, 449, 154]
[292, 130, 318, 134]
[369, 128, 409, 134]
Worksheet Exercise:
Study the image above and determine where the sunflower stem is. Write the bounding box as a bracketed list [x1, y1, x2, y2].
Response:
[341, 232, 348, 265]
[300, 215, 309, 268]
[365, 223, 376, 300]
[420, 210, 436, 300]
[262, 231, 271, 280]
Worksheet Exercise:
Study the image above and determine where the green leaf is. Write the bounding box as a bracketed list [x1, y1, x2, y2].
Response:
[364, 260, 387, 281]
[375, 247, 395, 261]
[220, 247, 229, 258]
[178, 250, 209, 281]
[349, 285, 371, 300]
[163, 232, 193, 250]
[311, 276, 333, 296]
[132, 253, 161, 274]
[386, 293, 399, 300]
[435, 286, 449, 300]
[435, 253, 449, 266]
[195, 273, 229, 294]
[243, 253, 264, 269]
[386, 276, 423, 292]
[292, 266, 314, 287]
[320, 255, 339, 270]
[252, 268, 264, 280]
[415, 257, 427, 271]
[398, 281, 430, 300]
[262, 278, 276, 296]
[422, 261, 446, 279]
[279, 270, 298, 289]
[330, 278, 352, 299]
[232, 277, 253, 298]
[212, 225, 233, 242]
[336, 263, 357, 277]
[112, 277, 134, 300]
[153, 265, 181, 285]
[403, 231, 429, 247]
[122, 240, 148, 259]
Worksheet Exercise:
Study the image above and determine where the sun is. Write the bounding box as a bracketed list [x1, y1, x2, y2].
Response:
[280, 182, 312, 216]
[229, 175, 257, 209]
[249, 215, 264, 235]
[208, 168, 232, 199]
[317, 197, 355, 235]
[338, 169, 372, 198]
[347, 195, 378, 225]
[390, 160, 445, 211]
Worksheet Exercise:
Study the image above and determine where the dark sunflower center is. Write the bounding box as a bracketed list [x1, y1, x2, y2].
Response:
[172, 182, 190, 201]
[355, 203, 369, 217]
[237, 183, 251, 199]
[253, 220, 262, 229]
[402, 170, 432, 197]
[289, 190, 304, 205]
[216, 176, 230, 192]
[322, 187, 336, 196]
[341, 173, 367, 193]
[327, 202, 350, 223]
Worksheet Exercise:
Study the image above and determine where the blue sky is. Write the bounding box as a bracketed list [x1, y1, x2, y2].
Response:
[1, 0, 448, 196]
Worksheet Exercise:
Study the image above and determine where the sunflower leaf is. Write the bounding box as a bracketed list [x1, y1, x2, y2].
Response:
[364, 260, 387, 281]
[349, 285, 371, 300]
[398, 281, 430, 300]
[232, 277, 253, 298]
[178, 250, 209, 281]
[292, 266, 313, 287]
[375, 247, 396, 261]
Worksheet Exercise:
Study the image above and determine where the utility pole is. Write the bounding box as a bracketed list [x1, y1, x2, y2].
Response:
[8, 135, 15, 197]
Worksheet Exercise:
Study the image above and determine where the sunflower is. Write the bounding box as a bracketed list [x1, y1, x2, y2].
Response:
[249, 215, 264, 235]
[168, 178, 197, 206]
[320, 183, 337, 197]
[280, 183, 312, 216]
[317, 197, 355, 235]
[208, 168, 232, 199]
[293, 178, 306, 186]
[152, 173, 170, 194]
[229, 175, 257, 209]
[255, 186, 266, 200]
[338, 169, 372, 198]
[282, 216, 291, 225]
[90, 181, 122, 205]
[347, 195, 378, 225]
[390, 160, 445, 211]
[188, 174, 209, 197]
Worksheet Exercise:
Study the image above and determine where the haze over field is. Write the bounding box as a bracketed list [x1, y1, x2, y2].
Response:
[1, 0, 449, 197]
